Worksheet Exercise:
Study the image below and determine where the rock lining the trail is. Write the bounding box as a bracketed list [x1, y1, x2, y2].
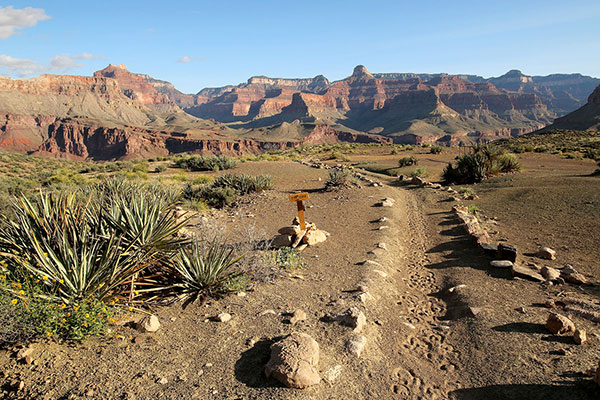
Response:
[264, 332, 321, 389]
[272, 219, 329, 250]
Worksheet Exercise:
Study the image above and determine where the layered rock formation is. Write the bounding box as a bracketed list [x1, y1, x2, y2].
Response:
[542, 84, 600, 131]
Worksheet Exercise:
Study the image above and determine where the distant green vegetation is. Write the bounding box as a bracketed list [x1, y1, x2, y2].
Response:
[182, 173, 273, 208]
[325, 168, 357, 190]
[497, 130, 600, 161]
[398, 156, 418, 167]
[173, 154, 237, 171]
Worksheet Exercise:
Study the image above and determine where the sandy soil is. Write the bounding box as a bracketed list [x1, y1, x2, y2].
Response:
[0, 155, 599, 399]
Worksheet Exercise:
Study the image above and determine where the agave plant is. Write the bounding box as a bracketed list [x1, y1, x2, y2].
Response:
[170, 239, 244, 301]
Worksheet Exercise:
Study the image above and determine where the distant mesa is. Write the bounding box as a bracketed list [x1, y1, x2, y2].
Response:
[0, 63, 599, 160]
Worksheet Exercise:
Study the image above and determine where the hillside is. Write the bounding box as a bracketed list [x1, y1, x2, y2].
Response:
[542, 85, 600, 131]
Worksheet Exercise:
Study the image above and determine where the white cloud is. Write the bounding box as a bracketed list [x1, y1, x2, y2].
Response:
[0, 6, 50, 39]
[0, 53, 104, 76]
[177, 56, 202, 63]
[73, 53, 105, 61]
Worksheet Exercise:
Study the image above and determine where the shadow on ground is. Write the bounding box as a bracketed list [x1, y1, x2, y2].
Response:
[234, 338, 280, 388]
[450, 382, 599, 400]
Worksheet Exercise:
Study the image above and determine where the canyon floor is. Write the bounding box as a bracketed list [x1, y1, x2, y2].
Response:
[0, 150, 599, 400]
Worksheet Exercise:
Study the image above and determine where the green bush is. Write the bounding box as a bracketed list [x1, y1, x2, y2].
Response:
[174, 155, 237, 171]
[430, 145, 443, 154]
[410, 167, 427, 178]
[398, 156, 418, 167]
[442, 145, 520, 184]
[182, 174, 272, 208]
[325, 168, 356, 190]
[154, 165, 167, 173]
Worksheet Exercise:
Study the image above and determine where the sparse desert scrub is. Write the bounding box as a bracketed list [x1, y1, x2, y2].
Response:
[271, 247, 306, 271]
[398, 156, 418, 167]
[325, 168, 357, 190]
[443, 144, 520, 184]
[430, 145, 443, 154]
[410, 167, 428, 178]
[173, 154, 237, 171]
[182, 174, 273, 208]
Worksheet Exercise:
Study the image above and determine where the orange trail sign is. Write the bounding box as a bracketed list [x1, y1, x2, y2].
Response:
[289, 192, 309, 230]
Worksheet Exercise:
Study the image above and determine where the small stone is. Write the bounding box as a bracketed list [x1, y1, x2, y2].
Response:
[216, 312, 232, 322]
[401, 322, 416, 330]
[357, 284, 369, 292]
[511, 264, 544, 282]
[544, 299, 556, 308]
[545, 313, 575, 335]
[323, 365, 343, 383]
[377, 217, 387, 222]
[490, 260, 513, 268]
[264, 332, 321, 389]
[17, 380, 25, 391]
[516, 306, 527, 314]
[377, 197, 395, 207]
[541, 266, 561, 281]
[468, 307, 484, 317]
[133, 335, 145, 345]
[447, 284, 467, 293]
[359, 259, 382, 267]
[377, 242, 387, 250]
[137, 314, 160, 333]
[259, 310, 277, 316]
[537, 247, 557, 260]
[246, 337, 259, 347]
[157, 377, 168, 385]
[560, 265, 587, 284]
[337, 307, 366, 332]
[303, 229, 328, 246]
[204, 363, 213, 367]
[358, 292, 373, 303]
[237, 292, 246, 297]
[290, 310, 307, 325]
[378, 226, 389, 230]
[574, 329, 587, 345]
[346, 335, 366, 357]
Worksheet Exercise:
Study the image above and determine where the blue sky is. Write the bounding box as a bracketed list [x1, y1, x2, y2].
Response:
[1, 1, 599, 93]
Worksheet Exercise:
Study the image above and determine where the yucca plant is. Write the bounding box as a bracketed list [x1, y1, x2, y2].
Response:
[170, 239, 244, 301]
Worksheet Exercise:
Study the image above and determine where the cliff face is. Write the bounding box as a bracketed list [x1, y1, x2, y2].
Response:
[543, 84, 600, 131]
[94, 64, 172, 106]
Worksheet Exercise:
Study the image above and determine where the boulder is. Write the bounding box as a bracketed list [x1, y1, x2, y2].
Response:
[265, 333, 321, 389]
[541, 266, 561, 281]
[537, 247, 556, 260]
[545, 313, 575, 335]
[272, 234, 293, 249]
[278, 226, 302, 236]
[303, 229, 328, 246]
[411, 176, 425, 186]
[497, 243, 517, 262]
[137, 314, 160, 333]
[479, 242, 499, 257]
[511, 264, 544, 282]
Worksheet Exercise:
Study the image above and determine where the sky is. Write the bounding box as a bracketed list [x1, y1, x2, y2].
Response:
[0, 0, 599, 93]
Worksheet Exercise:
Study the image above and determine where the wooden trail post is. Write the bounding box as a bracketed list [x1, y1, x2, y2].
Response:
[289, 192, 309, 231]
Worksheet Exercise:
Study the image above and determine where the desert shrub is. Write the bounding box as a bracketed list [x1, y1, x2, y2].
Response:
[458, 187, 475, 196]
[271, 247, 306, 271]
[443, 145, 520, 184]
[430, 145, 443, 154]
[410, 167, 427, 178]
[154, 165, 167, 173]
[212, 174, 273, 195]
[191, 175, 213, 185]
[398, 156, 418, 167]
[0, 279, 118, 342]
[174, 155, 236, 171]
[325, 168, 356, 190]
[0, 184, 188, 305]
[171, 239, 244, 300]
[467, 204, 479, 214]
